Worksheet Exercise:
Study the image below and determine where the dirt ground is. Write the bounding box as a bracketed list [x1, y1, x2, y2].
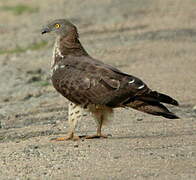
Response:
[0, 0, 196, 179]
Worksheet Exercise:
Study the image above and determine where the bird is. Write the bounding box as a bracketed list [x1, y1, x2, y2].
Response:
[41, 19, 179, 141]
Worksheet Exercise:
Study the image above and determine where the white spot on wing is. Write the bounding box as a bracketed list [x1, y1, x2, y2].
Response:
[128, 79, 135, 84]
[60, 65, 65, 68]
[138, 84, 145, 89]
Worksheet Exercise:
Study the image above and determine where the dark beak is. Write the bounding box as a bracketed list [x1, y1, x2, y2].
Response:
[41, 27, 50, 34]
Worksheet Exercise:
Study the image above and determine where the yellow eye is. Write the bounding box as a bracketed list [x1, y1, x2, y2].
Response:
[55, 23, 61, 28]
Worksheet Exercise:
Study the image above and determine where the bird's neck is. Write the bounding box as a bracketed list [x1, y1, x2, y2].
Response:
[51, 32, 89, 70]
[55, 32, 89, 57]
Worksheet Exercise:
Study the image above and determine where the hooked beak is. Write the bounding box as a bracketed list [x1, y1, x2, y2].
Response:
[41, 27, 50, 34]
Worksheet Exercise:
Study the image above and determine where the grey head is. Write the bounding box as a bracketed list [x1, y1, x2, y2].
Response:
[41, 19, 77, 37]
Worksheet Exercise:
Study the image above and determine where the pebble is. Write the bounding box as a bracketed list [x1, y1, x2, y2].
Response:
[193, 105, 196, 112]
[74, 144, 79, 148]
[136, 118, 143, 121]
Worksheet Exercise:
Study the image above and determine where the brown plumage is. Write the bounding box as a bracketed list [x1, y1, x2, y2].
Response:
[42, 19, 179, 140]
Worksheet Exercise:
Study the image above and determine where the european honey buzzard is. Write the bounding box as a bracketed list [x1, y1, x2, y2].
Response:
[41, 19, 179, 141]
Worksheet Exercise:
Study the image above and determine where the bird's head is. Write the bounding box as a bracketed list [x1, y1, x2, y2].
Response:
[41, 19, 78, 37]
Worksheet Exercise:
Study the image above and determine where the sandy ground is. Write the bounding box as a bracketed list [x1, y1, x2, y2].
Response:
[0, 0, 196, 179]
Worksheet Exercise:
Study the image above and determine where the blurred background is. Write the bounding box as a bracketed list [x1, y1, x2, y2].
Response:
[0, 0, 195, 179]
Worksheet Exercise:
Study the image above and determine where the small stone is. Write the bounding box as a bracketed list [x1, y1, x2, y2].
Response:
[33, 145, 39, 149]
[107, 134, 112, 137]
[15, 114, 20, 118]
[193, 105, 196, 112]
[26, 68, 42, 74]
[3, 98, 9, 102]
[114, 156, 121, 159]
[73, 175, 80, 178]
[23, 94, 33, 100]
[160, 156, 165, 159]
[27, 76, 41, 83]
[137, 118, 143, 121]
[74, 144, 79, 148]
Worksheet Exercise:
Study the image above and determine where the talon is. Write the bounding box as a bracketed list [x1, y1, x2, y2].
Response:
[50, 133, 80, 141]
[51, 137, 69, 141]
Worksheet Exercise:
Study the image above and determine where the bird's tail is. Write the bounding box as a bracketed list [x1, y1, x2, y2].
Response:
[125, 91, 179, 119]
[142, 91, 179, 106]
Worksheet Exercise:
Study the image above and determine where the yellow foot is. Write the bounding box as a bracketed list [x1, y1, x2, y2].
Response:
[85, 134, 109, 139]
[50, 134, 80, 141]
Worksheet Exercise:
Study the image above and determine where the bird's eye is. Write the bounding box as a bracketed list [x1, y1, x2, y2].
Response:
[55, 24, 61, 29]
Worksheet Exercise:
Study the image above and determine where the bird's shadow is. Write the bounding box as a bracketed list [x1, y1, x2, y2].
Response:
[74, 130, 195, 141]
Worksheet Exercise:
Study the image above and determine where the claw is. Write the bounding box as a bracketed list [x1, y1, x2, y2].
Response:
[50, 133, 80, 141]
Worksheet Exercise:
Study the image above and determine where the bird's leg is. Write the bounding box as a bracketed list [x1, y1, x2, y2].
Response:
[85, 111, 108, 139]
[96, 114, 108, 138]
[51, 102, 82, 141]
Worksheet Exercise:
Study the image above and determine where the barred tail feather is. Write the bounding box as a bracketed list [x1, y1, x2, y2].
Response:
[126, 100, 179, 119]
[158, 112, 179, 119]
[149, 91, 179, 106]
